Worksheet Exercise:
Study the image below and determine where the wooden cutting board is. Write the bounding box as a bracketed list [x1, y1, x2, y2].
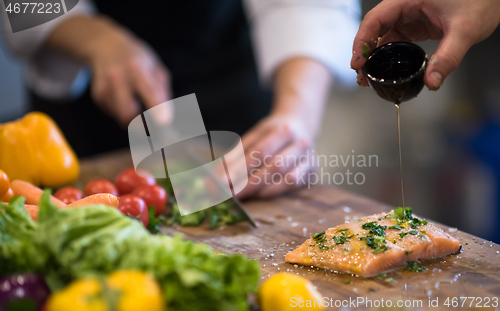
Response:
[80, 150, 500, 310]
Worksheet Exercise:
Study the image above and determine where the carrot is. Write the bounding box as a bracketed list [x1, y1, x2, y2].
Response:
[24, 204, 39, 221]
[11, 180, 66, 208]
[66, 193, 119, 208]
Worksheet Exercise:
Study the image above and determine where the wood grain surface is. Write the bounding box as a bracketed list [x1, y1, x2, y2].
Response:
[80, 150, 500, 310]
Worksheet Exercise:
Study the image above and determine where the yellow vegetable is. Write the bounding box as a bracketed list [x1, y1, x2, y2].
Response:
[258, 273, 324, 311]
[0, 112, 79, 187]
[45, 279, 106, 311]
[46, 270, 165, 311]
[107, 270, 165, 311]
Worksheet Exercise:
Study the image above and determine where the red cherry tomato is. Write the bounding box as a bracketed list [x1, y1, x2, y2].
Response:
[84, 179, 118, 196]
[132, 185, 167, 216]
[53, 187, 83, 205]
[0, 188, 14, 202]
[117, 194, 149, 227]
[115, 168, 156, 195]
[0, 169, 10, 198]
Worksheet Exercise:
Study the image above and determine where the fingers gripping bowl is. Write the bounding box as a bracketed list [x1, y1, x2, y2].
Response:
[363, 42, 428, 104]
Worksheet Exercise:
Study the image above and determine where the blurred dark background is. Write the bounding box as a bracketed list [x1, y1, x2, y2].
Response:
[0, 0, 498, 242]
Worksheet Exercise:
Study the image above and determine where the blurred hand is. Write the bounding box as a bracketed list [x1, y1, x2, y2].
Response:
[233, 57, 330, 199]
[47, 16, 172, 126]
[90, 31, 171, 126]
[351, 0, 500, 90]
[235, 113, 316, 199]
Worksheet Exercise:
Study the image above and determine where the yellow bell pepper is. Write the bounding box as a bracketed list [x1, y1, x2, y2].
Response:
[258, 273, 324, 311]
[46, 270, 165, 311]
[0, 112, 79, 187]
[45, 279, 106, 311]
[107, 270, 165, 311]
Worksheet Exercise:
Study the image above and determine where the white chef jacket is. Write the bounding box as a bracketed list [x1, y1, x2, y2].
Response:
[0, 0, 360, 100]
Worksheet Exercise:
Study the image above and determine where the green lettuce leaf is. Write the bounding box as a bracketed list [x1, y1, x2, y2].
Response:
[0, 190, 260, 311]
[0, 196, 48, 275]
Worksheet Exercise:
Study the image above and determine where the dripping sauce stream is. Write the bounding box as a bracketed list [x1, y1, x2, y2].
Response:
[395, 102, 405, 208]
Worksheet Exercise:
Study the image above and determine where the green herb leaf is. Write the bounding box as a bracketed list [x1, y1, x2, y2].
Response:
[361, 222, 387, 237]
[157, 178, 246, 229]
[373, 246, 390, 254]
[365, 236, 389, 254]
[146, 206, 161, 234]
[332, 235, 348, 245]
[399, 230, 419, 238]
[377, 273, 387, 279]
[317, 243, 330, 250]
[393, 207, 404, 219]
[408, 218, 426, 228]
[406, 261, 428, 272]
[362, 43, 371, 58]
[312, 231, 326, 240]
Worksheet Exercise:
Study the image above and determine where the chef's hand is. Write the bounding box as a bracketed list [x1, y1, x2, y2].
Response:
[46, 15, 172, 126]
[236, 57, 331, 199]
[351, 0, 500, 90]
[235, 114, 315, 198]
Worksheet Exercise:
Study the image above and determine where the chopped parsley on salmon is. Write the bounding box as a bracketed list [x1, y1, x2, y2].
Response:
[285, 207, 461, 277]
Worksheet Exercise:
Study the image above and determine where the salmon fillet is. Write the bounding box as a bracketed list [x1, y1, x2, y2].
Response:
[285, 208, 460, 277]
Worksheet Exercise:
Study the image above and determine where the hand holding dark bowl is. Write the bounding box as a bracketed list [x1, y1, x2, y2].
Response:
[363, 42, 428, 104]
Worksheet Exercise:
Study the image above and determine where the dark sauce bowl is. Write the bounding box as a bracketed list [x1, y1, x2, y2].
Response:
[363, 42, 428, 104]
